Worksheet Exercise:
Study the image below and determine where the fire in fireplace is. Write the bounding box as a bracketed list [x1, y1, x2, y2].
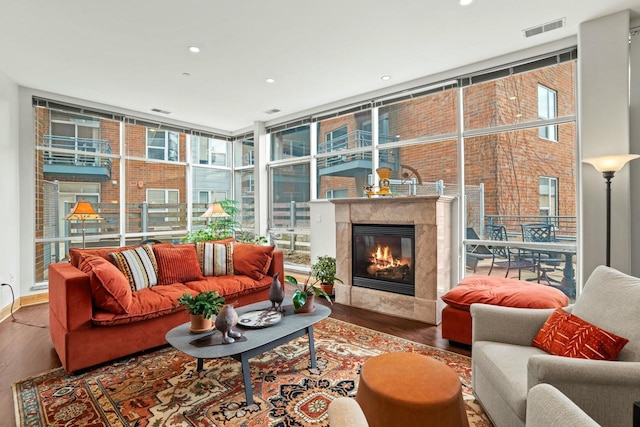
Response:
[352, 224, 415, 296]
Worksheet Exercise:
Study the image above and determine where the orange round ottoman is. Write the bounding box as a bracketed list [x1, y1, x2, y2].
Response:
[355, 352, 469, 427]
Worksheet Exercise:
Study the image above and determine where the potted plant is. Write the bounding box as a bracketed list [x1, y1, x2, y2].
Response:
[310, 255, 343, 296]
[285, 273, 333, 313]
[178, 290, 226, 332]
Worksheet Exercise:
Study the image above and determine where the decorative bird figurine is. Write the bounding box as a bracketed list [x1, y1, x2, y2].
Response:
[215, 303, 241, 343]
[269, 272, 284, 312]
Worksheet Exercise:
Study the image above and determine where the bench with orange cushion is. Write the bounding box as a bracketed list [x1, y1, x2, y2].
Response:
[441, 276, 569, 345]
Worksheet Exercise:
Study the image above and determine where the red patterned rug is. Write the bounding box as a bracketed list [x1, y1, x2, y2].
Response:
[13, 318, 491, 426]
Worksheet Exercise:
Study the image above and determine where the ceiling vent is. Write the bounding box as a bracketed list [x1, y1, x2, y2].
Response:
[264, 108, 281, 114]
[523, 18, 565, 38]
[151, 108, 171, 114]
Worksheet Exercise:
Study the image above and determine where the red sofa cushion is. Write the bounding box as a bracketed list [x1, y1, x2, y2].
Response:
[69, 242, 171, 267]
[233, 243, 275, 280]
[441, 276, 568, 311]
[185, 275, 273, 301]
[92, 284, 194, 326]
[78, 256, 132, 314]
[154, 244, 204, 285]
[532, 308, 629, 360]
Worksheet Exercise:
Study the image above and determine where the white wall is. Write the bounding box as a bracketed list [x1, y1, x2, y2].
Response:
[0, 69, 20, 314]
[630, 22, 640, 278]
[579, 10, 634, 276]
[309, 200, 336, 264]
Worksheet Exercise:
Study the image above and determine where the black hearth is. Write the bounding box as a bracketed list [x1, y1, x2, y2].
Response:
[352, 224, 415, 296]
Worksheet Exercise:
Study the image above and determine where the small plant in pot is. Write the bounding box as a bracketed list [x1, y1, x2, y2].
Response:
[311, 255, 343, 296]
[285, 273, 333, 314]
[178, 290, 226, 333]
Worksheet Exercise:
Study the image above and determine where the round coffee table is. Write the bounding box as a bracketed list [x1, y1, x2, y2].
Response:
[355, 352, 469, 427]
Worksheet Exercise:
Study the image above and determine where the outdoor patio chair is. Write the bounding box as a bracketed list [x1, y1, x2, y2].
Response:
[487, 225, 537, 279]
[521, 223, 564, 285]
[465, 227, 493, 272]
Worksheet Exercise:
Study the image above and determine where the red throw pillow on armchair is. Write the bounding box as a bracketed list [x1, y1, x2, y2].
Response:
[532, 308, 629, 360]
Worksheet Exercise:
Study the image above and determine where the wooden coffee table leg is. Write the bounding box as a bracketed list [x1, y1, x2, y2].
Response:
[240, 353, 253, 405]
[307, 326, 317, 369]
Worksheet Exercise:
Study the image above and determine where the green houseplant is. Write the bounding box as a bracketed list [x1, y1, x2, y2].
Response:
[178, 290, 226, 332]
[285, 273, 333, 313]
[310, 255, 343, 296]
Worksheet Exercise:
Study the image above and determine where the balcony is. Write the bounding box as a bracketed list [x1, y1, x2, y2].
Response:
[43, 136, 112, 179]
[317, 130, 397, 177]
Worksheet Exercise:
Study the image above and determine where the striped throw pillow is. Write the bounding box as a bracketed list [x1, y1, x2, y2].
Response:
[196, 241, 234, 276]
[109, 244, 159, 291]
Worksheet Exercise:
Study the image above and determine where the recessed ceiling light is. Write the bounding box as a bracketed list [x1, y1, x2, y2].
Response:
[264, 108, 281, 114]
[459, 0, 473, 5]
[182, 72, 191, 77]
[188, 46, 200, 53]
[381, 75, 391, 81]
[265, 78, 276, 83]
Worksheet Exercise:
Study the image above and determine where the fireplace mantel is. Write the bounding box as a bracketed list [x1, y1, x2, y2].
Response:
[331, 196, 453, 325]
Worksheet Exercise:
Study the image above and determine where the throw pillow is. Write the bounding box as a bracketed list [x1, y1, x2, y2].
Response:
[79, 255, 132, 314]
[532, 308, 629, 361]
[154, 244, 204, 285]
[109, 244, 159, 291]
[233, 242, 275, 281]
[196, 241, 235, 276]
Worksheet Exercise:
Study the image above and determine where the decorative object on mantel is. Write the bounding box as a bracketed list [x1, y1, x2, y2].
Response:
[177, 290, 226, 333]
[268, 272, 285, 312]
[285, 273, 333, 313]
[365, 166, 394, 198]
[311, 255, 344, 296]
[583, 153, 640, 266]
[215, 302, 242, 343]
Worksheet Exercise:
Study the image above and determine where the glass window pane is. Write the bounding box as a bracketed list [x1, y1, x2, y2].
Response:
[234, 138, 255, 167]
[270, 125, 310, 161]
[379, 88, 458, 143]
[464, 62, 575, 131]
[377, 139, 458, 197]
[271, 163, 310, 229]
[317, 111, 374, 199]
[235, 169, 256, 229]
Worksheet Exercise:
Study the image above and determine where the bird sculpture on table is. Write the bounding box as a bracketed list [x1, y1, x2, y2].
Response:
[269, 272, 284, 312]
[215, 303, 242, 343]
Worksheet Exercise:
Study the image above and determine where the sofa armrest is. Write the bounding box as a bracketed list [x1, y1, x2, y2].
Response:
[471, 303, 560, 346]
[528, 356, 640, 427]
[527, 384, 600, 427]
[48, 262, 93, 332]
[268, 249, 285, 290]
[328, 397, 369, 427]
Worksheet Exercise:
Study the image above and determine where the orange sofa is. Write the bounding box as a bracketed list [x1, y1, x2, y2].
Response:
[48, 242, 284, 372]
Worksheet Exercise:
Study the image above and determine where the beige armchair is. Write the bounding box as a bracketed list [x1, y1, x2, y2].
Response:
[327, 397, 369, 427]
[527, 383, 600, 427]
[471, 265, 640, 427]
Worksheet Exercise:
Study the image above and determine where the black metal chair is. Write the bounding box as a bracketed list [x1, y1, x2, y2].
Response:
[465, 227, 493, 272]
[520, 223, 564, 285]
[487, 225, 537, 279]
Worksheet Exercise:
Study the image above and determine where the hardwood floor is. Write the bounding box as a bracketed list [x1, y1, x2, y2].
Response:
[0, 288, 469, 426]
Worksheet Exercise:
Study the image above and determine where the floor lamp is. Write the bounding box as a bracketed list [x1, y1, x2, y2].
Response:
[201, 202, 230, 229]
[64, 200, 103, 249]
[583, 154, 640, 267]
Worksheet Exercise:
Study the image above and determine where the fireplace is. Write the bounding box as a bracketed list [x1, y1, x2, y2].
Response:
[352, 224, 415, 296]
[332, 196, 454, 325]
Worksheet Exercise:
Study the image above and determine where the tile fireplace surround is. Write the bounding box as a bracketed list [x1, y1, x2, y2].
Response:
[332, 196, 453, 325]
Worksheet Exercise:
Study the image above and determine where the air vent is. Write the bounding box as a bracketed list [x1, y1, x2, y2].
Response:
[151, 108, 171, 114]
[264, 108, 281, 114]
[523, 18, 565, 38]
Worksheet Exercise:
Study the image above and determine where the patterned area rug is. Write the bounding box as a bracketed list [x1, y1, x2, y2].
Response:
[13, 318, 491, 426]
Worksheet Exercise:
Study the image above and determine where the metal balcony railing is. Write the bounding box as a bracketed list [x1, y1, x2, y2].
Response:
[43, 136, 112, 176]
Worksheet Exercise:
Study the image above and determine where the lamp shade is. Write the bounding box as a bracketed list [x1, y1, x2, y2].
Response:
[582, 154, 640, 173]
[201, 203, 230, 218]
[64, 201, 103, 221]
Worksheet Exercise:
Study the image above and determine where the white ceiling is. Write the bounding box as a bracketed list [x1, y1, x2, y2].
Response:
[1, 0, 640, 132]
